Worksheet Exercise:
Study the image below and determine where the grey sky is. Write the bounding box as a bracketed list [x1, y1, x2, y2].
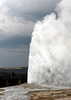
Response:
[0, 0, 60, 67]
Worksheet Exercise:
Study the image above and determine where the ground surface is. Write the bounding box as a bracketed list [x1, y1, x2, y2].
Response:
[0, 83, 71, 100]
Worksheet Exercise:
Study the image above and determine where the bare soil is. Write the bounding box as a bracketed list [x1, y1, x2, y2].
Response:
[28, 88, 71, 100]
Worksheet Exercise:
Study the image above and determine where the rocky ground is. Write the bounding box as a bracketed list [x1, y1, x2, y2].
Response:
[0, 83, 71, 100]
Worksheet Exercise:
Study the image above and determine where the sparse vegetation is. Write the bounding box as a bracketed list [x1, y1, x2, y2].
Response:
[3, 67, 21, 69]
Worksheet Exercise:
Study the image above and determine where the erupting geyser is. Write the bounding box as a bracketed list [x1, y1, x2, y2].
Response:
[28, 0, 71, 86]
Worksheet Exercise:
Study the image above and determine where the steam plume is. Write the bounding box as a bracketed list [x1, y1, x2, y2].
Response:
[28, 0, 71, 86]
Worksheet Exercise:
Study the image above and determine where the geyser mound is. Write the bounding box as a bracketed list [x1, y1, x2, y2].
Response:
[28, 0, 71, 87]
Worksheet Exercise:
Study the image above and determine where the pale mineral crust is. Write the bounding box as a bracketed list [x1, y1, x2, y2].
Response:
[0, 84, 71, 100]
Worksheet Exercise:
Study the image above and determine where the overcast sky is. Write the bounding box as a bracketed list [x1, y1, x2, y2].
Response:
[0, 0, 60, 67]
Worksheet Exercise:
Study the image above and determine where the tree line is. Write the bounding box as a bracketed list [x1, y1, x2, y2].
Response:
[0, 72, 27, 87]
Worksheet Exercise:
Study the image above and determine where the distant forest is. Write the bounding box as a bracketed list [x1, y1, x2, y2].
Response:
[0, 67, 28, 87]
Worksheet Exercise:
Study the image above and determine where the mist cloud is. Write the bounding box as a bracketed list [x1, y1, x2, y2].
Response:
[28, 0, 71, 86]
[0, 0, 60, 67]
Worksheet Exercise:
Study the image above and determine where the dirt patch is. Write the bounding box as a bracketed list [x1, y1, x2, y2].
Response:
[29, 89, 71, 100]
[0, 93, 4, 95]
[0, 89, 5, 91]
[22, 83, 48, 89]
